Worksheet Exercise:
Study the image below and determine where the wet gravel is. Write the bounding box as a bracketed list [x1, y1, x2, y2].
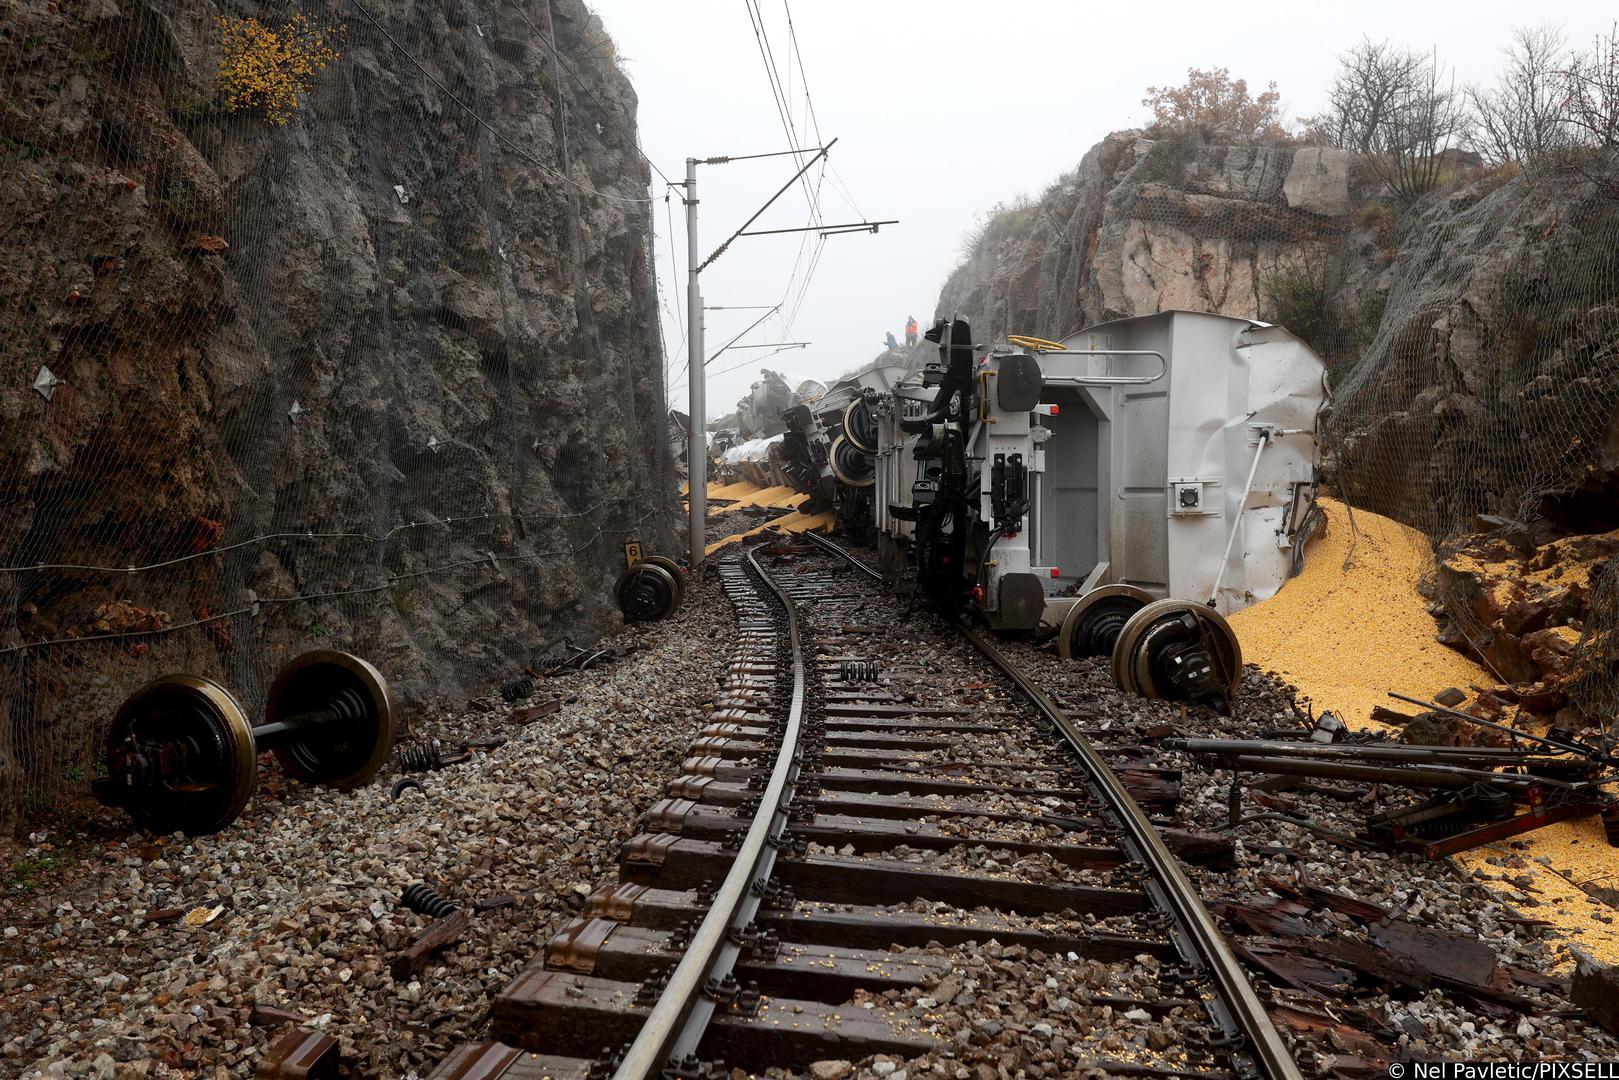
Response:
[7, 538, 1617, 1080]
[764, 544, 1619, 1079]
[0, 570, 735, 1078]
[763, 548, 1215, 1079]
[1005, 613, 1619, 1067]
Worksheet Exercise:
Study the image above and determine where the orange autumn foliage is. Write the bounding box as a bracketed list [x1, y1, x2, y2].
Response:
[1142, 67, 1287, 139]
[216, 13, 341, 125]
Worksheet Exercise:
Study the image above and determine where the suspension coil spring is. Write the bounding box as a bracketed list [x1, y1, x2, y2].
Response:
[840, 659, 879, 683]
[501, 676, 535, 702]
[396, 739, 446, 772]
[400, 882, 459, 919]
[1410, 814, 1474, 839]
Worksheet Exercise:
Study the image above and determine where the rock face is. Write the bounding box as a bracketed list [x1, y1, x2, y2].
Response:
[0, 0, 674, 817]
[936, 131, 1367, 346]
[1328, 176, 1619, 538]
[1436, 527, 1619, 719]
[934, 127, 1619, 721]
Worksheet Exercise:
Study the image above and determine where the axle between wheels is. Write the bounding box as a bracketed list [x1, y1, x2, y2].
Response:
[93, 650, 397, 835]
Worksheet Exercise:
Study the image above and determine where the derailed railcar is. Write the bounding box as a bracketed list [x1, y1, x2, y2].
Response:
[874, 311, 1328, 709]
[779, 359, 910, 539]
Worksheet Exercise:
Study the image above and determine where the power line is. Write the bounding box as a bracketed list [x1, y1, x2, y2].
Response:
[744, 0, 823, 227]
[783, 0, 825, 148]
[706, 344, 812, 380]
[348, 0, 653, 204]
[826, 160, 868, 219]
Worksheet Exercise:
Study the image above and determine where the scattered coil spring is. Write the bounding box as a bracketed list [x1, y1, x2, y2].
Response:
[396, 739, 446, 773]
[840, 659, 879, 683]
[400, 882, 459, 919]
[501, 676, 535, 702]
[1408, 815, 1477, 839]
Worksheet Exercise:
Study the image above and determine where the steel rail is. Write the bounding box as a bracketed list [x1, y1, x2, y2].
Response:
[802, 531, 1302, 1080]
[610, 547, 806, 1079]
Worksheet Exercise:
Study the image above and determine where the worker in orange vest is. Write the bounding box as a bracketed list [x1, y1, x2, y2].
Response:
[904, 316, 918, 346]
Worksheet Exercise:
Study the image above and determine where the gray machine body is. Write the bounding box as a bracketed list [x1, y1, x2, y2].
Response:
[875, 310, 1328, 628]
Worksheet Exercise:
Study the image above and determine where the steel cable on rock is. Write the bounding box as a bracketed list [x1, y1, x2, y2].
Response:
[0, 1, 679, 824]
[0, 503, 680, 656]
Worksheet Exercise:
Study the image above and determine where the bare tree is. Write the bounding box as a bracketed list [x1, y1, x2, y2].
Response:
[1364, 49, 1471, 203]
[1561, 23, 1619, 147]
[1309, 38, 1424, 152]
[1467, 25, 1572, 168]
[1554, 24, 1619, 196]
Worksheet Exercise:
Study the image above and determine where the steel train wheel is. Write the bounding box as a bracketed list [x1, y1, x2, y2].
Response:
[841, 397, 878, 454]
[639, 555, 687, 608]
[829, 434, 875, 488]
[103, 675, 258, 836]
[615, 562, 680, 622]
[1111, 599, 1242, 709]
[266, 650, 398, 790]
[1057, 585, 1154, 659]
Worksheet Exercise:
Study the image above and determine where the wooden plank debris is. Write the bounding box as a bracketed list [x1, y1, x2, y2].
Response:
[390, 908, 472, 981]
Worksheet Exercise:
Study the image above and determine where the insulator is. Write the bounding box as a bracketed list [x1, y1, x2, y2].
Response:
[400, 882, 459, 919]
[396, 739, 446, 772]
[501, 676, 535, 702]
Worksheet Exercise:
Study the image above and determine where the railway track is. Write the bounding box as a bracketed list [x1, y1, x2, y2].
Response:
[426, 538, 1302, 1080]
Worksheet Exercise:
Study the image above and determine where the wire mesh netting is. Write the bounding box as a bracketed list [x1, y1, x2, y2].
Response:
[0, 0, 675, 825]
[936, 128, 1618, 729]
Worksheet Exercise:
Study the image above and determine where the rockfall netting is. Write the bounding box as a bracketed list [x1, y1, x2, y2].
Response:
[1326, 174, 1619, 724]
[0, 0, 676, 824]
[936, 129, 1618, 728]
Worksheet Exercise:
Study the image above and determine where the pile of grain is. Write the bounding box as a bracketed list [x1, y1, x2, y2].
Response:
[1228, 497, 1488, 727]
[1229, 499, 1619, 968]
[1455, 830, 1619, 967]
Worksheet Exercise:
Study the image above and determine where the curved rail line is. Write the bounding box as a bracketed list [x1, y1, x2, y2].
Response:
[425, 538, 1304, 1080]
[803, 530, 1300, 1080]
[612, 547, 809, 1077]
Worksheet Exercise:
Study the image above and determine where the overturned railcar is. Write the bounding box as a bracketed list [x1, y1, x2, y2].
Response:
[814, 361, 911, 538]
[876, 311, 1328, 647]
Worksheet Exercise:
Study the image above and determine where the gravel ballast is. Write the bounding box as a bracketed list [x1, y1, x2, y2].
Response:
[7, 538, 1618, 1079]
[0, 570, 734, 1078]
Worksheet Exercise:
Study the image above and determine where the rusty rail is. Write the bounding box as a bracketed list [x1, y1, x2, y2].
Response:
[803, 530, 1303, 1080]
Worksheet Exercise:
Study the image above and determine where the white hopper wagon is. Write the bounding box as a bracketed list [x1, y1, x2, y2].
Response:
[873, 311, 1328, 708]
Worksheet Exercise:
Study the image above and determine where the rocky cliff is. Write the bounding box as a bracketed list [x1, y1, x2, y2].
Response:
[0, 0, 675, 817]
[937, 132, 1370, 351]
[934, 128, 1619, 721]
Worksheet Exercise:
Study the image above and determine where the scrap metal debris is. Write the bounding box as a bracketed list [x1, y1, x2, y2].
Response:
[1214, 874, 1578, 1063]
[183, 904, 225, 927]
[255, 1028, 342, 1080]
[395, 738, 473, 773]
[389, 778, 425, 801]
[1170, 689, 1617, 857]
[535, 638, 618, 676]
[500, 675, 535, 702]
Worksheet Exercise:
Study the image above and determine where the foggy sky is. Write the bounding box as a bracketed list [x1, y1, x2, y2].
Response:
[588, 0, 1613, 421]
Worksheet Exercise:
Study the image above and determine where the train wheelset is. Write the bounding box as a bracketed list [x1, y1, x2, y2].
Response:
[1060, 588, 1244, 713]
[93, 650, 397, 835]
[613, 554, 688, 622]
